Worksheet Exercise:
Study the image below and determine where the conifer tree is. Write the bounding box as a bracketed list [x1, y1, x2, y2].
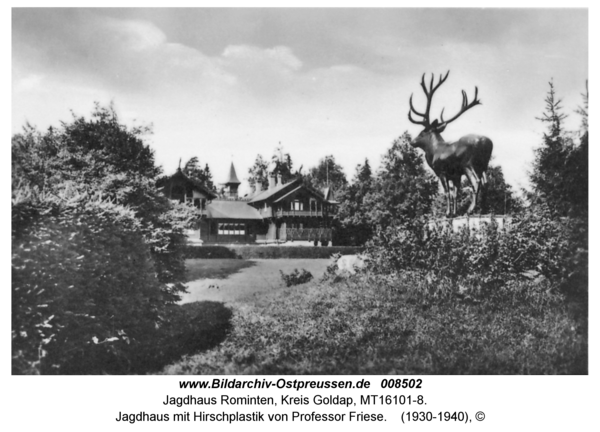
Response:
[247, 154, 269, 191]
[529, 79, 586, 218]
[336, 158, 375, 245]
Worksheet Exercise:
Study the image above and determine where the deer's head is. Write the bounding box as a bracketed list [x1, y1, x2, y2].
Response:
[408, 71, 480, 148]
[411, 119, 447, 149]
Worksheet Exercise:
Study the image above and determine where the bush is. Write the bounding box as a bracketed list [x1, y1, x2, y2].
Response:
[321, 252, 342, 282]
[12, 195, 166, 374]
[280, 269, 314, 287]
[11, 104, 196, 374]
[367, 207, 576, 293]
[136, 301, 233, 373]
[183, 245, 364, 259]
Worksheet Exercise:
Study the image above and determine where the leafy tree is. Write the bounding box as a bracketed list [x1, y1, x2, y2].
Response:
[335, 159, 374, 245]
[248, 146, 301, 191]
[271, 144, 298, 184]
[305, 155, 348, 198]
[363, 132, 438, 229]
[336, 134, 438, 245]
[182, 156, 215, 191]
[481, 165, 524, 214]
[12, 103, 195, 374]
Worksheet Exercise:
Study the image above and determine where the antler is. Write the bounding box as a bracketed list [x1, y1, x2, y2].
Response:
[408, 71, 450, 127]
[439, 86, 481, 127]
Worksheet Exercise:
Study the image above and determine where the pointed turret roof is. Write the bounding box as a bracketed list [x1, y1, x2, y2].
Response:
[225, 162, 241, 185]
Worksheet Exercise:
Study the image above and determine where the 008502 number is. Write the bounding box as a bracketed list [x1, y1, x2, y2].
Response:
[380, 378, 422, 389]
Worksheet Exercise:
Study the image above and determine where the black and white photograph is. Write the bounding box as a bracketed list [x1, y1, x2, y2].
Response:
[10, 5, 590, 381]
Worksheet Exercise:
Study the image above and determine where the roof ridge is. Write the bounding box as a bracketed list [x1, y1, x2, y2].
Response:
[248, 177, 301, 203]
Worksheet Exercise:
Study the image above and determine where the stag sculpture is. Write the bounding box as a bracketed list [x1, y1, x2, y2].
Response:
[408, 71, 493, 217]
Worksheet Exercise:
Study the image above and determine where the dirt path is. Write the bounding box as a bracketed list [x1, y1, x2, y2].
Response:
[180, 259, 331, 304]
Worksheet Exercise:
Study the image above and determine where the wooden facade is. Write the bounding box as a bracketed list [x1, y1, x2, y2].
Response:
[161, 166, 336, 245]
[201, 176, 335, 244]
[157, 168, 217, 211]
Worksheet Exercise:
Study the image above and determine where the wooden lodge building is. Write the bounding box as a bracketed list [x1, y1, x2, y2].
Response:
[159, 163, 336, 245]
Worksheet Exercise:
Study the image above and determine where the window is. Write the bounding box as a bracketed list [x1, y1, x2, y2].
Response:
[310, 199, 317, 212]
[293, 200, 303, 211]
[218, 223, 246, 235]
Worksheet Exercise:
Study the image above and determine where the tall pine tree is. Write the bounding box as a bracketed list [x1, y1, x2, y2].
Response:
[529, 79, 586, 218]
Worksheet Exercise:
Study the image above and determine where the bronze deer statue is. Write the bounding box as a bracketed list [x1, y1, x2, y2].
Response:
[408, 71, 493, 217]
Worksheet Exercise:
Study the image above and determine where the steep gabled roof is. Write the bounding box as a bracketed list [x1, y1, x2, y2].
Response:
[321, 186, 339, 204]
[206, 200, 262, 220]
[159, 169, 218, 199]
[273, 184, 327, 203]
[248, 177, 302, 203]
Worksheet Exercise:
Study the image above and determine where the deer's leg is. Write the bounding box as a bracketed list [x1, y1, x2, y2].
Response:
[452, 177, 461, 216]
[448, 178, 457, 217]
[464, 167, 480, 214]
[439, 174, 451, 217]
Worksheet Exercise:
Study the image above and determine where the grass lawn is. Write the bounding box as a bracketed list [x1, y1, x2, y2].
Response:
[162, 271, 587, 375]
[180, 259, 331, 303]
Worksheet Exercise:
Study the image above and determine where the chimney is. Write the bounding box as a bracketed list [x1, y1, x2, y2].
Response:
[255, 182, 263, 193]
[269, 175, 276, 190]
[277, 174, 282, 187]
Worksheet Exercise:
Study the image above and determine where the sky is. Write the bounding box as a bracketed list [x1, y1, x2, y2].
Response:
[11, 7, 588, 195]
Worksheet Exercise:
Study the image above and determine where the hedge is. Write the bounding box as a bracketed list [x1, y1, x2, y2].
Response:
[183, 245, 364, 259]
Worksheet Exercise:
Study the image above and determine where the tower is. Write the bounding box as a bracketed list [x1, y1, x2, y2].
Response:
[224, 162, 241, 199]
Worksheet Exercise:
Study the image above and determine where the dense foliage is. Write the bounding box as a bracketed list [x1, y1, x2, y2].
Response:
[529, 79, 588, 219]
[304, 155, 348, 199]
[367, 208, 570, 293]
[334, 159, 374, 245]
[181, 156, 216, 192]
[12, 104, 200, 374]
[527, 80, 588, 298]
[247, 145, 300, 191]
[247, 154, 270, 191]
[280, 268, 314, 287]
[431, 163, 524, 217]
[336, 133, 438, 245]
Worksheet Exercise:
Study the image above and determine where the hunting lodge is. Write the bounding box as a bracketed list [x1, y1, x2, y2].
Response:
[158, 163, 336, 245]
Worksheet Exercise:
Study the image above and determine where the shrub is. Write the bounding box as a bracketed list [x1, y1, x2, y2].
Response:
[280, 269, 314, 287]
[367, 207, 576, 293]
[11, 104, 196, 374]
[137, 301, 233, 372]
[12, 195, 165, 374]
[321, 253, 342, 282]
[183, 245, 364, 259]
